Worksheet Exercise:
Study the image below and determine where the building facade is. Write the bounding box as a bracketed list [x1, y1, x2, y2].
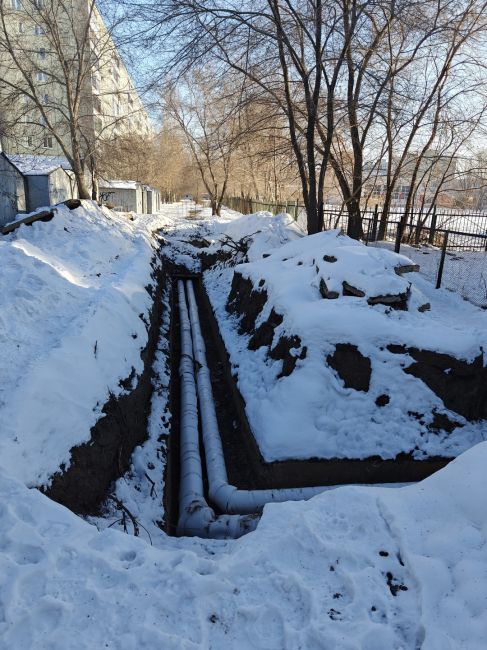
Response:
[0, 0, 152, 161]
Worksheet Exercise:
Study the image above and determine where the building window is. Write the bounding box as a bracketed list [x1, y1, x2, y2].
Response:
[93, 95, 102, 113]
[11, 0, 22, 10]
[34, 0, 45, 8]
[26, 135, 34, 147]
[18, 22, 25, 33]
[36, 70, 47, 82]
[38, 47, 46, 59]
[34, 25, 45, 35]
[42, 93, 49, 104]
[42, 135, 53, 148]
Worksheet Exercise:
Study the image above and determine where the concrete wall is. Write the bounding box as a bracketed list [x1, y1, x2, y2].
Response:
[99, 185, 143, 213]
[146, 188, 161, 214]
[48, 168, 78, 206]
[0, 155, 26, 226]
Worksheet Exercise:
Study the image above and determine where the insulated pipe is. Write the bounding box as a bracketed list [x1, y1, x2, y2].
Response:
[176, 280, 258, 539]
[185, 279, 332, 515]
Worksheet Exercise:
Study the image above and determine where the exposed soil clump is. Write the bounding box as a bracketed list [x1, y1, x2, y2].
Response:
[428, 410, 463, 433]
[319, 278, 339, 299]
[342, 281, 365, 298]
[248, 309, 284, 350]
[269, 335, 307, 378]
[388, 345, 487, 420]
[367, 286, 410, 310]
[226, 272, 268, 334]
[375, 394, 390, 407]
[327, 343, 372, 392]
[201, 249, 233, 271]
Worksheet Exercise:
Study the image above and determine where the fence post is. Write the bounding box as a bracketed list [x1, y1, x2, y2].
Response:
[371, 204, 379, 241]
[365, 218, 372, 246]
[394, 219, 403, 253]
[435, 230, 449, 289]
[295, 199, 298, 221]
[428, 205, 437, 245]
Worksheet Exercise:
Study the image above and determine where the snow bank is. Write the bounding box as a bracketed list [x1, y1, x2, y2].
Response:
[0, 201, 174, 487]
[1, 441, 487, 648]
[205, 228, 487, 462]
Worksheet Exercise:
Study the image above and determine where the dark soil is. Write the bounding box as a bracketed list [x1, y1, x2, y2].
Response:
[194, 279, 263, 491]
[248, 309, 283, 350]
[201, 249, 233, 271]
[327, 343, 372, 392]
[226, 272, 268, 334]
[269, 335, 307, 378]
[428, 410, 463, 433]
[388, 345, 487, 421]
[44, 255, 166, 516]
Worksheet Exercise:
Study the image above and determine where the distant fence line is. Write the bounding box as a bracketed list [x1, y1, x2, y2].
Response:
[225, 196, 487, 309]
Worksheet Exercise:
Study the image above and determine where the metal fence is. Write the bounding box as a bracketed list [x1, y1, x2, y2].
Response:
[225, 197, 487, 309]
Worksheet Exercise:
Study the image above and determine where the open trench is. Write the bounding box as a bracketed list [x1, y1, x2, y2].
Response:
[42, 244, 451, 540]
[164, 272, 451, 538]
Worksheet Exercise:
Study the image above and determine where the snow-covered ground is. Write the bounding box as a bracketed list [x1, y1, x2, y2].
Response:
[371, 240, 487, 309]
[1, 439, 487, 649]
[2, 202, 487, 648]
[0, 200, 178, 487]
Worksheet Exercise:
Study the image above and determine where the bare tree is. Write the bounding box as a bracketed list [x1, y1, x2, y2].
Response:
[164, 71, 247, 215]
[133, 0, 343, 234]
[0, 0, 149, 198]
[130, 0, 487, 238]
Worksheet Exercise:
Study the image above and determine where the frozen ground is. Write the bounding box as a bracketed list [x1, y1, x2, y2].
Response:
[1, 202, 487, 648]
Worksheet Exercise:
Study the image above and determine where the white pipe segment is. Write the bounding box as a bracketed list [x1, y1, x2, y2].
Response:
[176, 280, 258, 539]
[185, 279, 331, 516]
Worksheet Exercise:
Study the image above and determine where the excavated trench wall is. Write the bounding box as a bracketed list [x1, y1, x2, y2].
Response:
[45, 255, 166, 516]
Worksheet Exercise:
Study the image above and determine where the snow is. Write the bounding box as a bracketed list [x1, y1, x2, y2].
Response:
[371, 240, 487, 309]
[0, 200, 173, 487]
[99, 179, 140, 190]
[1, 441, 487, 648]
[203, 223, 487, 462]
[2, 201, 487, 648]
[6, 154, 71, 175]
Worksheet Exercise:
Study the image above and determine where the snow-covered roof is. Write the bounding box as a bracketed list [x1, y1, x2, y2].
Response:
[6, 154, 72, 176]
[99, 179, 140, 191]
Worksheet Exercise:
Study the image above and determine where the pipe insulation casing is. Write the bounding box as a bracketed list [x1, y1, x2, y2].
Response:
[176, 280, 259, 539]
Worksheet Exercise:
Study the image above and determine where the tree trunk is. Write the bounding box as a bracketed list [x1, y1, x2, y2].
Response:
[305, 190, 321, 235]
[76, 173, 91, 200]
[378, 193, 392, 240]
[346, 199, 364, 240]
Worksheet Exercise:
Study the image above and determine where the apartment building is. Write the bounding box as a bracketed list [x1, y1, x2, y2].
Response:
[0, 0, 152, 160]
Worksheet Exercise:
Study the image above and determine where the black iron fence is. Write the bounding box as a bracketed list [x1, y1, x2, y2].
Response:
[225, 197, 487, 309]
